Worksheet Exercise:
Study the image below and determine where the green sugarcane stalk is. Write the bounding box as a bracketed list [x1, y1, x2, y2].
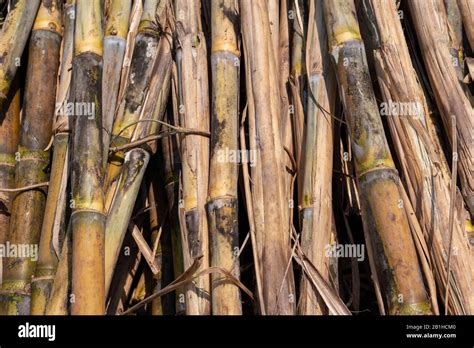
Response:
[206, 0, 242, 315]
[0, 0, 61, 315]
[323, 0, 431, 315]
[70, 0, 105, 315]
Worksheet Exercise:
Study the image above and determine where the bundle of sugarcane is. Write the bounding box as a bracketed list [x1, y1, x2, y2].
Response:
[0, 0, 472, 318]
[0, 0, 61, 315]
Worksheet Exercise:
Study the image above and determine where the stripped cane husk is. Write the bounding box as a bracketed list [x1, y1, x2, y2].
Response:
[31, 0, 75, 315]
[363, 0, 473, 314]
[70, 0, 105, 315]
[408, 0, 474, 217]
[240, 0, 296, 315]
[298, 0, 337, 315]
[0, 0, 61, 315]
[206, 0, 242, 315]
[323, 0, 431, 315]
[0, 0, 40, 109]
[175, 0, 211, 315]
[102, 0, 132, 156]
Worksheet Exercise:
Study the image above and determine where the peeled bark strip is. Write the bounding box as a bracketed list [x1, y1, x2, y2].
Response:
[0, 0, 61, 315]
[298, 0, 337, 315]
[363, 0, 473, 315]
[205, 0, 242, 316]
[102, 0, 132, 155]
[241, 0, 296, 315]
[408, 0, 474, 217]
[175, 0, 211, 315]
[0, 0, 40, 109]
[323, 0, 431, 315]
[70, 0, 105, 315]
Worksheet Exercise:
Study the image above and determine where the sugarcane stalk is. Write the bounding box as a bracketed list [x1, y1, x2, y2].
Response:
[457, 0, 474, 49]
[0, 0, 61, 315]
[106, 0, 163, 189]
[45, 229, 70, 315]
[160, 111, 186, 314]
[70, 0, 105, 315]
[175, 0, 211, 315]
[408, 0, 474, 217]
[31, 0, 75, 315]
[240, 0, 296, 315]
[323, 0, 431, 315]
[105, 148, 150, 295]
[102, 0, 132, 156]
[0, 0, 40, 109]
[363, 0, 473, 314]
[298, 0, 337, 315]
[0, 80, 20, 265]
[205, 0, 242, 315]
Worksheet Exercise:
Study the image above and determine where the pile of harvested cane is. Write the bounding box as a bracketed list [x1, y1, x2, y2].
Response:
[0, 0, 472, 316]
